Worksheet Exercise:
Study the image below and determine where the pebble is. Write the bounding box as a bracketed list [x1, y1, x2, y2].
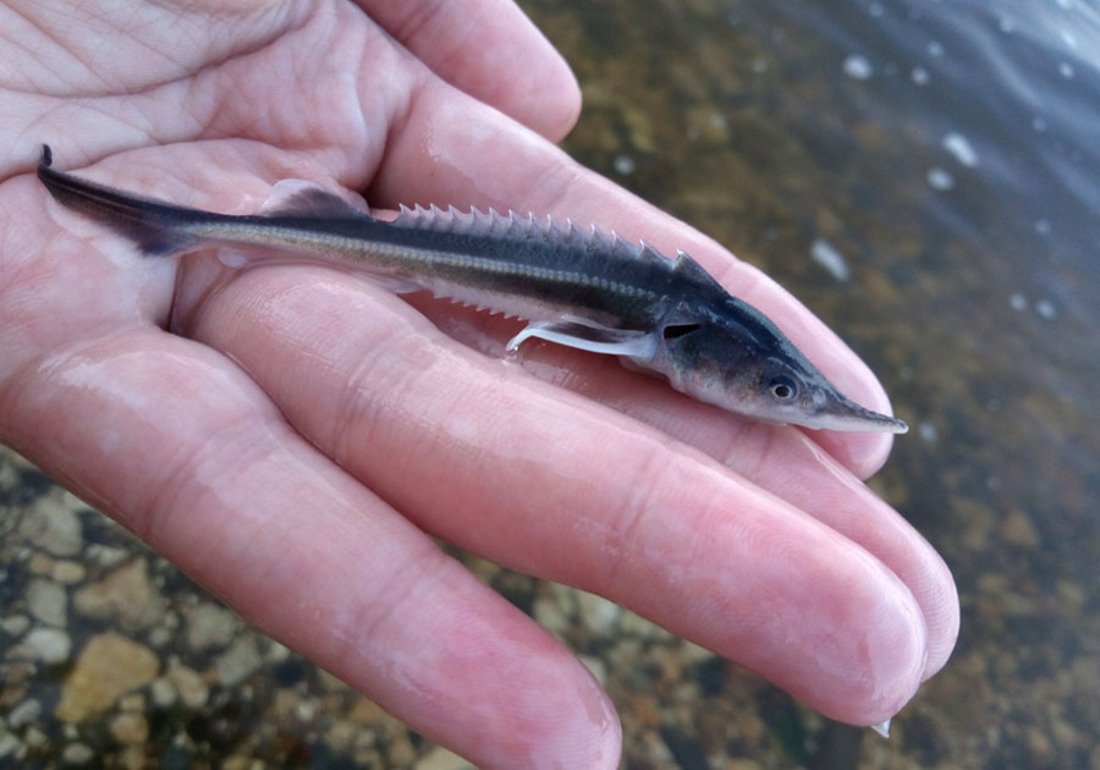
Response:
[324, 719, 362, 753]
[386, 732, 418, 767]
[118, 693, 146, 713]
[1002, 509, 1040, 548]
[415, 746, 476, 770]
[109, 712, 149, 744]
[19, 491, 82, 557]
[61, 743, 95, 764]
[182, 602, 239, 651]
[51, 561, 87, 584]
[19, 627, 72, 664]
[266, 639, 291, 663]
[7, 698, 42, 728]
[73, 558, 166, 631]
[55, 633, 160, 723]
[213, 637, 262, 687]
[1, 614, 31, 637]
[167, 662, 209, 709]
[117, 745, 145, 770]
[221, 756, 253, 770]
[22, 726, 47, 749]
[149, 677, 176, 709]
[86, 545, 129, 569]
[620, 609, 672, 640]
[577, 591, 621, 635]
[728, 760, 764, 770]
[0, 733, 21, 760]
[532, 595, 572, 635]
[27, 579, 67, 627]
[580, 655, 608, 684]
[28, 553, 58, 577]
[147, 624, 174, 649]
[680, 641, 715, 664]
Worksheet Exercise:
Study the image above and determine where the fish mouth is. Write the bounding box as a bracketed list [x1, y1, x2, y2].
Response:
[803, 392, 909, 434]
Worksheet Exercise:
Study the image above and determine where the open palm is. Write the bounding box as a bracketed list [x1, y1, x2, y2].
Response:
[0, 1, 958, 767]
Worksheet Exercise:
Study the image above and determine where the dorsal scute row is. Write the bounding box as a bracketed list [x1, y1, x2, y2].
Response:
[391, 204, 681, 272]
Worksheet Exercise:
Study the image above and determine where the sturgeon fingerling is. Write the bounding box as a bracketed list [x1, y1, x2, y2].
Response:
[36, 145, 907, 434]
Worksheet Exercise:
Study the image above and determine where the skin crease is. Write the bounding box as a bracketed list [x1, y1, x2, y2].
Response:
[0, 1, 959, 768]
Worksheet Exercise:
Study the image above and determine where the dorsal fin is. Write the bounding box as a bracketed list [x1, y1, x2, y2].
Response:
[261, 180, 370, 218]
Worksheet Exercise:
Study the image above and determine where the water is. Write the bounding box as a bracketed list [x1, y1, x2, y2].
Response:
[531, 0, 1100, 766]
[2, 1, 1098, 767]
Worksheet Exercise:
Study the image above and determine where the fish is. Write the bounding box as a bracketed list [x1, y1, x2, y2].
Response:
[37, 145, 907, 433]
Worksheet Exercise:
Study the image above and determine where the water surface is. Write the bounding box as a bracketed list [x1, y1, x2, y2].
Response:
[533, 0, 1100, 766]
[2, 1, 1097, 768]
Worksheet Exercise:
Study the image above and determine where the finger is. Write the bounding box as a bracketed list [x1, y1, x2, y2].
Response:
[365, 78, 900, 477]
[356, 0, 581, 140]
[187, 264, 929, 726]
[495, 341, 959, 678]
[0, 330, 621, 770]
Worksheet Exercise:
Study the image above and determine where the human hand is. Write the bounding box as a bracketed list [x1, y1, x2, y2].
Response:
[0, 1, 958, 768]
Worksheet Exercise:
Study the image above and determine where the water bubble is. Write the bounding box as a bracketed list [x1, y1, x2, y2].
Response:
[927, 167, 955, 190]
[843, 54, 874, 80]
[1059, 62, 1075, 79]
[918, 422, 939, 443]
[927, 41, 945, 57]
[612, 155, 635, 176]
[1035, 299, 1057, 320]
[810, 238, 851, 282]
[943, 133, 978, 167]
[1009, 293, 1028, 311]
[911, 66, 930, 85]
[1034, 218, 1051, 235]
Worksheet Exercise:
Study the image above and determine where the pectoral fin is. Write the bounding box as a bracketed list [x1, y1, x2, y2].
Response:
[507, 320, 658, 358]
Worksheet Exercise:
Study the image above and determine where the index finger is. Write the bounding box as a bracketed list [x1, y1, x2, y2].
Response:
[358, 0, 581, 140]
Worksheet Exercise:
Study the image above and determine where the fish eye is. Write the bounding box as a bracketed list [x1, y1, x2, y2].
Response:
[768, 376, 798, 400]
[662, 323, 702, 340]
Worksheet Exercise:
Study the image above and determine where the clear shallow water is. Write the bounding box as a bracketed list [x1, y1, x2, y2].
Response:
[761, 0, 1100, 395]
[2, 1, 1098, 768]
[533, 0, 1100, 766]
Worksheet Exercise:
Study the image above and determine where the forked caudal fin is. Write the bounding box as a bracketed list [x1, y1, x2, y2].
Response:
[38, 144, 202, 258]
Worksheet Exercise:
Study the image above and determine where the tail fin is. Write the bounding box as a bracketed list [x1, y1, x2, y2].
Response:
[38, 145, 201, 258]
